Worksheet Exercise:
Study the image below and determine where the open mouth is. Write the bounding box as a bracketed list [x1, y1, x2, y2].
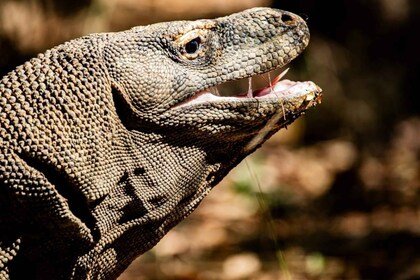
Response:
[176, 68, 322, 108]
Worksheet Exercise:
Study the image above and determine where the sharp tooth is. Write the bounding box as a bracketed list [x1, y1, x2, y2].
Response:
[209, 87, 220, 96]
[270, 67, 290, 86]
[267, 73, 274, 94]
[247, 77, 253, 98]
[214, 87, 220, 96]
[279, 67, 290, 79]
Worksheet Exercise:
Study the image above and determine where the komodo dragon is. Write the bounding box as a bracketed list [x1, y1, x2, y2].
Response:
[0, 7, 322, 279]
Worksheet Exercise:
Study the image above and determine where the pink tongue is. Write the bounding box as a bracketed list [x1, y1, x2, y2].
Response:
[254, 79, 296, 97]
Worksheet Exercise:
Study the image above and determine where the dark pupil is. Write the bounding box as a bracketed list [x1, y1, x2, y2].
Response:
[185, 38, 200, 54]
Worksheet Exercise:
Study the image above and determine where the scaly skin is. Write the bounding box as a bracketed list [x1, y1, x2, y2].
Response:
[0, 7, 321, 279]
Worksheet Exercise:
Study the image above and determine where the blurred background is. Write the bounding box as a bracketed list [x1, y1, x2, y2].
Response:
[1, 0, 419, 279]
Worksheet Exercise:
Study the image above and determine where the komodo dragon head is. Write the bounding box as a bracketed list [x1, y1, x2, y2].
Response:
[0, 7, 321, 279]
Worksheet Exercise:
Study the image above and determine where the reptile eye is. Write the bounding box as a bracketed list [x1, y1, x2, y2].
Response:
[185, 37, 201, 54]
[176, 30, 208, 60]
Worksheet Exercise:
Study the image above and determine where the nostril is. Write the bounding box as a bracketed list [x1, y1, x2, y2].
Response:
[281, 13, 294, 24]
[299, 13, 309, 21]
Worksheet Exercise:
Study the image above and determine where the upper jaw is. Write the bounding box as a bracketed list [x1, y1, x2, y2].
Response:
[169, 9, 315, 109]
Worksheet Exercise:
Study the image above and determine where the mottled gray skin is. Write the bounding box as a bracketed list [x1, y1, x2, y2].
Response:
[0, 8, 320, 279]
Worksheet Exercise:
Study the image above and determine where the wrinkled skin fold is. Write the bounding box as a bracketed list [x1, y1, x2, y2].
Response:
[0, 7, 321, 279]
